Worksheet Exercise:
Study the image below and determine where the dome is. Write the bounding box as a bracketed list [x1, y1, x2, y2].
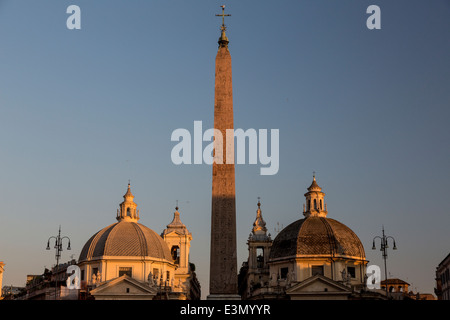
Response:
[269, 216, 365, 260]
[78, 221, 172, 262]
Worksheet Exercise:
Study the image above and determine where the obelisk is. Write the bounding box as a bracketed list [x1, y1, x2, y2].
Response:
[208, 6, 240, 300]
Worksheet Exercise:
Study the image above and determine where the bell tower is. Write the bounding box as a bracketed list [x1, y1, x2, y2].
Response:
[246, 199, 272, 295]
[162, 206, 193, 294]
[162, 206, 192, 273]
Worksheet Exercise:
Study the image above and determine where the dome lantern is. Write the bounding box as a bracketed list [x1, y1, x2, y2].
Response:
[116, 183, 140, 222]
[303, 173, 327, 218]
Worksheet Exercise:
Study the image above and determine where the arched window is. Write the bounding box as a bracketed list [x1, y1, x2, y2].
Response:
[320, 200, 323, 210]
[171, 246, 180, 264]
[127, 208, 131, 217]
[256, 248, 264, 268]
[314, 199, 317, 209]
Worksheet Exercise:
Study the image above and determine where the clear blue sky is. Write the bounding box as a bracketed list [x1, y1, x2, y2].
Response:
[1, 0, 449, 298]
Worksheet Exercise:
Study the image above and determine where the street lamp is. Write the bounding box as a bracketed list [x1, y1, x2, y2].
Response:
[46, 225, 71, 300]
[372, 225, 397, 298]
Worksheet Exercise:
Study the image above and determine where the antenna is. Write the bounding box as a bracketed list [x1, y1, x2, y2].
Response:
[274, 222, 283, 235]
[175, 200, 190, 209]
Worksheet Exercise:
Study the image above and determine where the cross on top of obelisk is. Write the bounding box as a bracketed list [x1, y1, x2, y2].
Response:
[216, 5, 231, 31]
[215, 5, 231, 47]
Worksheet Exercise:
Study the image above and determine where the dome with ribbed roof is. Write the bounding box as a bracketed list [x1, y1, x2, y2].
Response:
[269, 216, 365, 260]
[78, 184, 172, 263]
[270, 175, 366, 261]
[78, 221, 172, 262]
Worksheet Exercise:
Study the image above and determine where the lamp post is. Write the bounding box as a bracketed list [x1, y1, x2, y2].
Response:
[46, 225, 71, 300]
[372, 226, 397, 298]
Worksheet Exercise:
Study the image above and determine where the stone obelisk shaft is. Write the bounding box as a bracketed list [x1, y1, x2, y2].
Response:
[209, 41, 238, 297]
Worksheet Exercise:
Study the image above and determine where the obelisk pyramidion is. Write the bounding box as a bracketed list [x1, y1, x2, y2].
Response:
[207, 6, 240, 300]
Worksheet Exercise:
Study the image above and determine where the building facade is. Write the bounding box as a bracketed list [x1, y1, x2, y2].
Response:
[435, 252, 450, 300]
[0, 262, 4, 299]
[381, 278, 409, 294]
